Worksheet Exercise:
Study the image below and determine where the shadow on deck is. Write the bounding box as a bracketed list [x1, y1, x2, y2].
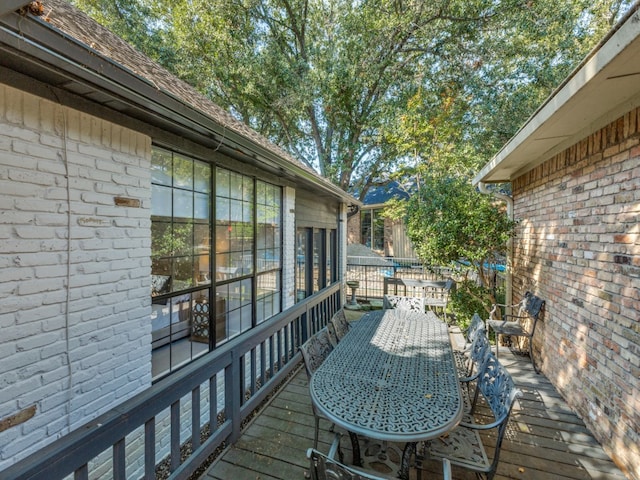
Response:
[198, 323, 626, 480]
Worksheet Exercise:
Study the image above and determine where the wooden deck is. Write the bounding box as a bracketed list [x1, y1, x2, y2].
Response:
[198, 327, 626, 480]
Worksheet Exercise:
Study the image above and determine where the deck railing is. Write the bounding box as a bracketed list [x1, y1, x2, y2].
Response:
[346, 256, 506, 301]
[1, 284, 342, 480]
[346, 256, 452, 300]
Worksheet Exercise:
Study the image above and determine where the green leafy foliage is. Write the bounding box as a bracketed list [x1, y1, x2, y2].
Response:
[70, 0, 633, 197]
[449, 280, 504, 331]
[399, 170, 515, 317]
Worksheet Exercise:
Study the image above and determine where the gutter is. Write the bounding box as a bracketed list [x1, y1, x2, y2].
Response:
[477, 182, 513, 305]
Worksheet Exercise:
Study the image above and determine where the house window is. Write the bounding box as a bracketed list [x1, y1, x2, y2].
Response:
[150, 148, 283, 380]
[296, 228, 336, 302]
[150, 148, 211, 380]
[328, 229, 337, 284]
[313, 229, 326, 293]
[361, 208, 384, 253]
[215, 169, 283, 342]
[256, 181, 282, 323]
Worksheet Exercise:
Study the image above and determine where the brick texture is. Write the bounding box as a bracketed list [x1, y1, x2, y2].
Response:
[0, 85, 152, 470]
[512, 108, 640, 479]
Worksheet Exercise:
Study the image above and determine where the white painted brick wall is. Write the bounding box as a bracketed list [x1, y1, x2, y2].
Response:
[0, 84, 152, 471]
[282, 186, 296, 310]
[339, 203, 347, 304]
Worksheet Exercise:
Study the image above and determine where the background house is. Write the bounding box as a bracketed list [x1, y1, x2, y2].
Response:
[474, 7, 640, 479]
[0, 1, 355, 475]
[347, 181, 416, 258]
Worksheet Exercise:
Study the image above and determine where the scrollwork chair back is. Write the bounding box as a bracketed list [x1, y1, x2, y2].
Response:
[383, 295, 425, 312]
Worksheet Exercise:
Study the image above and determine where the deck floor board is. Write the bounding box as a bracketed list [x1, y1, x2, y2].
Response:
[199, 331, 626, 480]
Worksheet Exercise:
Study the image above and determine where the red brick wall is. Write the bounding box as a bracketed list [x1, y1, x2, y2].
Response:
[512, 109, 639, 479]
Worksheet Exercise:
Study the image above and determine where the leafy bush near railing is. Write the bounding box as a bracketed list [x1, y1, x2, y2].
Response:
[449, 280, 505, 331]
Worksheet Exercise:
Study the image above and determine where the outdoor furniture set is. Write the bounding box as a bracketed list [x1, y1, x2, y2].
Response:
[301, 302, 524, 480]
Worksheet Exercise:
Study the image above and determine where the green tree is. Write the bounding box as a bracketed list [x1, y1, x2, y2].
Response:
[399, 171, 515, 319]
[380, 0, 631, 321]
[70, 0, 632, 198]
[146, 0, 523, 197]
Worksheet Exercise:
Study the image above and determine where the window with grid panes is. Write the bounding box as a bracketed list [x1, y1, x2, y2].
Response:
[150, 148, 211, 380]
[150, 149, 283, 380]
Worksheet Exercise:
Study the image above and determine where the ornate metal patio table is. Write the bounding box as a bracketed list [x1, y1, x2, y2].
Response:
[309, 309, 463, 479]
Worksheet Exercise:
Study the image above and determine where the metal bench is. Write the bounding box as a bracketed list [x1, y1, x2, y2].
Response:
[487, 291, 545, 373]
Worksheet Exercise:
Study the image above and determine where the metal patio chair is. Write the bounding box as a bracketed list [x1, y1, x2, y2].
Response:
[453, 313, 486, 375]
[326, 320, 340, 347]
[423, 352, 522, 480]
[463, 313, 486, 347]
[308, 434, 453, 480]
[422, 278, 454, 322]
[457, 327, 491, 410]
[299, 329, 335, 449]
[487, 291, 545, 373]
[382, 295, 425, 312]
[330, 309, 350, 342]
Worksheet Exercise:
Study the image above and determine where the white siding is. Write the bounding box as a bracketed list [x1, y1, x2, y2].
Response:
[282, 186, 296, 310]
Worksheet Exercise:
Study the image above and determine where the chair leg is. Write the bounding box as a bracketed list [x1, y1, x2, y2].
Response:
[313, 415, 320, 449]
[529, 338, 540, 374]
[348, 431, 362, 466]
[495, 332, 500, 358]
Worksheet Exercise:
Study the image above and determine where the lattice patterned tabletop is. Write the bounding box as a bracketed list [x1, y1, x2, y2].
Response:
[310, 309, 463, 443]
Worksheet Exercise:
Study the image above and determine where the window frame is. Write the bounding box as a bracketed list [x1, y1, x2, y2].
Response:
[150, 147, 283, 380]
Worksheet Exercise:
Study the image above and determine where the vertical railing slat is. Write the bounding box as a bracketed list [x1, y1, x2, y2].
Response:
[144, 418, 156, 480]
[74, 464, 88, 480]
[260, 339, 267, 384]
[284, 324, 290, 362]
[209, 374, 218, 433]
[170, 400, 180, 473]
[277, 329, 283, 371]
[269, 334, 275, 378]
[228, 355, 241, 442]
[192, 385, 201, 451]
[239, 352, 246, 405]
[250, 348, 257, 395]
[113, 438, 126, 480]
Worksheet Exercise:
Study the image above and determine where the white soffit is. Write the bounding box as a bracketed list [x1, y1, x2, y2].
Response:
[474, 8, 640, 184]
